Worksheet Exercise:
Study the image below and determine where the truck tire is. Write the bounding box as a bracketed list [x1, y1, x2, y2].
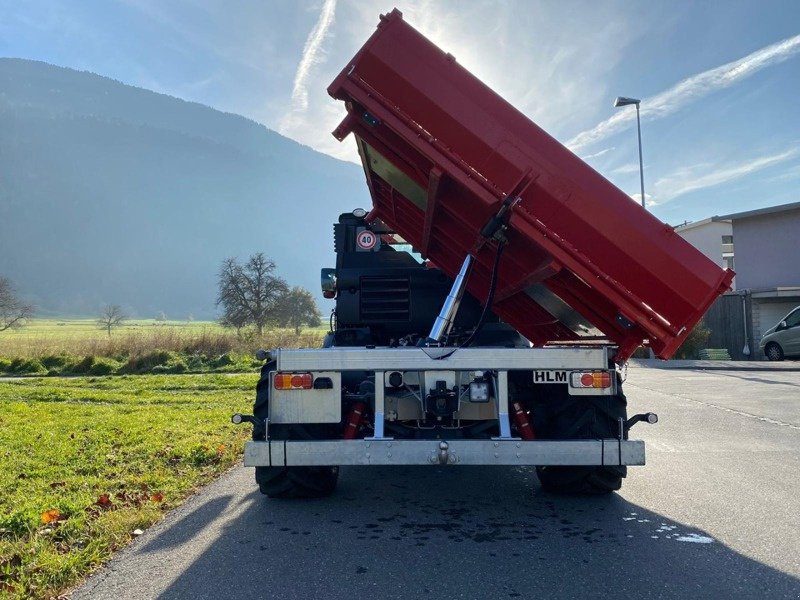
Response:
[255, 464, 339, 499]
[533, 382, 627, 495]
[252, 361, 339, 498]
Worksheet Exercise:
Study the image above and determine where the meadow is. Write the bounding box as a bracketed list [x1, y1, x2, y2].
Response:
[0, 319, 326, 598]
[0, 319, 326, 376]
[0, 373, 259, 599]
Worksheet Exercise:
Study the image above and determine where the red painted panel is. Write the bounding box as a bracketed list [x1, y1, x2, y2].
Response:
[328, 9, 733, 361]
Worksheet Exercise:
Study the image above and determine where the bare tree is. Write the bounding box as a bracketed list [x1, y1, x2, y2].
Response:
[0, 277, 34, 332]
[276, 286, 322, 335]
[219, 302, 249, 336]
[97, 304, 127, 337]
[216, 253, 289, 336]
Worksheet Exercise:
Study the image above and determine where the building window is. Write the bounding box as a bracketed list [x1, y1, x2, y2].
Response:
[723, 255, 735, 271]
[721, 234, 734, 256]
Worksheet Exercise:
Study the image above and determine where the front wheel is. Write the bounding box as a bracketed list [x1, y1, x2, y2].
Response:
[532, 383, 627, 494]
[765, 342, 784, 361]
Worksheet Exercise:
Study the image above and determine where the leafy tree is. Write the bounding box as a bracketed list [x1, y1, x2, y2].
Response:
[97, 304, 127, 337]
[216, 253, 288, 336]
[0, 277, 34, 331]
[276, 286, 322, 334]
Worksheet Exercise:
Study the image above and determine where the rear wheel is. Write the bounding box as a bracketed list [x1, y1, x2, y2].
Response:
[533, 381, 627, 494]
[765, 342, 784, 361]
[252, 361, 340, 498]
[255, 464, 339, 498]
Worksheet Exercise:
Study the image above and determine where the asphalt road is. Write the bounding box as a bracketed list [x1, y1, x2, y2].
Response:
[71, 367, 800, 599]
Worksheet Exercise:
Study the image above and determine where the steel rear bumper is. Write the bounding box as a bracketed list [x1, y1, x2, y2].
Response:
[243, 439, 645, 467]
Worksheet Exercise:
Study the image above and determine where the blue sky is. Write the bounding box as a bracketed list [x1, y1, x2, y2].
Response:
[2, 0, 799, 224]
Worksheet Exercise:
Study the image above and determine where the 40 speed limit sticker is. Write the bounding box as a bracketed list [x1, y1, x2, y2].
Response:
[355, 228, 379, 251]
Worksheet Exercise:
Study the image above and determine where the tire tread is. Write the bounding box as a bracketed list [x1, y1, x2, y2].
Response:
[252, 360, 339, 498]
[533, 380, 628, 495]
[255, 466, 339, 498]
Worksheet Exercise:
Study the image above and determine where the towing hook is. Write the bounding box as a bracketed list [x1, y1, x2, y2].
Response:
[625, 412, 658, 430]
[231, 413, 260, 426]
[437, 441, 449, 465]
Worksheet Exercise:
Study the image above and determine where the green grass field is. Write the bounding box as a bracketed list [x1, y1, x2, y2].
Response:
[0, 373, 256, 599]
[1, 318, 227, 340]
[0, 319, 326, 376]
[0, 319, 226, 358]
[0, 318, 327, 597]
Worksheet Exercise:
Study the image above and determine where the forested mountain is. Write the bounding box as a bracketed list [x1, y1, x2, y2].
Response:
[0, 58, 367, 318]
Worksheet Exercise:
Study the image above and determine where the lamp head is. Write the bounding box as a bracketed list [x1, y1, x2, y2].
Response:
[614, 96, 640, 107]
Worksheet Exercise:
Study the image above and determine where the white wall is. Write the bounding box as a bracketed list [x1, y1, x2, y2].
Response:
[675, 220, 734, 289]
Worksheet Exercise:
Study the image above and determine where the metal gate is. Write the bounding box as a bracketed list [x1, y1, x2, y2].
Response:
[703, 292, 753, 361]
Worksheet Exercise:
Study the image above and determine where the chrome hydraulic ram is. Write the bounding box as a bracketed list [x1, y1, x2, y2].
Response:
[427, 254, 474, 342]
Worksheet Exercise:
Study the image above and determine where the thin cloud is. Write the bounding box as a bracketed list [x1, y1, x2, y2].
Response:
[653, 148, 799, 203]
[289, 0, 337, 113]
[630, 192, 655, 207]
[278, 0, 337, 142]
[274, 1, 637, 164]
[567, 33, 800, 152]
[764, 162, 800, 183]
[581, 147, 615, 160]
[612, 162, 641, 175]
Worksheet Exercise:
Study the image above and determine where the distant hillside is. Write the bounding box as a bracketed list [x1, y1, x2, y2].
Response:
[0, 58, 368, 319]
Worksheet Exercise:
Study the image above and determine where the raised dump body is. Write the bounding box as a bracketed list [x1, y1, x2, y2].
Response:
[327, 9, 733, 362]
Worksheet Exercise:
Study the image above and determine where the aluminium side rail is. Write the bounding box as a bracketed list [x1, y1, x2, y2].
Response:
[243, 439, 645, 468]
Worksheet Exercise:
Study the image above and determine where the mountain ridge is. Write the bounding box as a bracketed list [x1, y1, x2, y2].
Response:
[0, 57, 337, 162]
[0, 57, 368, 319]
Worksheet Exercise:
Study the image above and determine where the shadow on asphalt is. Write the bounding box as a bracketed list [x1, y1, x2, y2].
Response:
[736, 376, 800, 388]
[153, 466, 800, 600]
[140, 495, 234, 553]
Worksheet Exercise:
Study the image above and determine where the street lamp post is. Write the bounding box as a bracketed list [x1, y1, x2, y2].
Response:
[614, 96, 645, 208]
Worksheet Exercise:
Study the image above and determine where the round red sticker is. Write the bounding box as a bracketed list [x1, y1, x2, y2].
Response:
[356, 230, 377, 250]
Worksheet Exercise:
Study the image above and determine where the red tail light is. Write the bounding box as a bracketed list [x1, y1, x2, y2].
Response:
[570, 371, 612, 389]
[274, 372, 313, 390]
